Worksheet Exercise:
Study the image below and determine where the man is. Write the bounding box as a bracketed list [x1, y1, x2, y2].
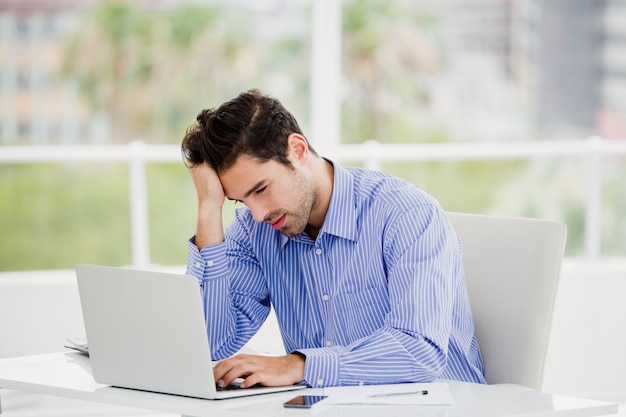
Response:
[181, 89, 485, 389]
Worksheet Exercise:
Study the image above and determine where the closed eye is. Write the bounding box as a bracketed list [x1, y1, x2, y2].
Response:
[255, 185, 267, 195]
[227, 197, 243, 205]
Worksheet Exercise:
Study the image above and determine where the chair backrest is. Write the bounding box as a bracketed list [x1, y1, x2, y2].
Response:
[446, 212, 567, 390]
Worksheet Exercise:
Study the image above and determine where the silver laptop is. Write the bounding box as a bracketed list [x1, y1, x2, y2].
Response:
[75, 263, 306, 399]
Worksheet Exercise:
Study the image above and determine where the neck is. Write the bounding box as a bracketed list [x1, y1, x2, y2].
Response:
[305, 157, 334, 239]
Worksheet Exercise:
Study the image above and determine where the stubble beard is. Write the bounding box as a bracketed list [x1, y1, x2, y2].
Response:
[277, 170, 317, 238]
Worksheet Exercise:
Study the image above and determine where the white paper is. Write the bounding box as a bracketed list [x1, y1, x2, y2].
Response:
[321, 382, 454, 406]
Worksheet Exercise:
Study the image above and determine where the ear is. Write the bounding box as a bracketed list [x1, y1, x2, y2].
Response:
[286, 133, 309, 166]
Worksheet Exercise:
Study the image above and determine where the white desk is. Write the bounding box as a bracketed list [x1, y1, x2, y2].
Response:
[0, 352, 618, 417]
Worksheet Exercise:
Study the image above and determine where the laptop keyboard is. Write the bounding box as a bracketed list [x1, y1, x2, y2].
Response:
[216, 383, 242, 391]
[216, 378, 263, 391]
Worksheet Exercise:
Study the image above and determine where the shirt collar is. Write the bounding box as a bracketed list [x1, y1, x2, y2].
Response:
[280, 159, 357, 246]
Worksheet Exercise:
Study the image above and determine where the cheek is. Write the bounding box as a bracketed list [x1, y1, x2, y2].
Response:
[250, 191, 280, 215]
[267, 192, 286, 212]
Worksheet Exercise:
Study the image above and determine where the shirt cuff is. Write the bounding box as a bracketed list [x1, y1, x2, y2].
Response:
[295, 346, 341, 388]
[186, 237, 228, 280]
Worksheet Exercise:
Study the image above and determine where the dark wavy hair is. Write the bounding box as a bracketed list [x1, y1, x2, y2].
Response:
[181, 89, 315, 173]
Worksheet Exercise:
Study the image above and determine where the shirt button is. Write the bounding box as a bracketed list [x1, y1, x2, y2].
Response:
[315, 248, 323, 255]
[322, 294, 329, 301]
[194, 262, 202, 268]
[326, 340, 332, 346]
[317, 379, 324, 385]
[207, 260, 214, 267]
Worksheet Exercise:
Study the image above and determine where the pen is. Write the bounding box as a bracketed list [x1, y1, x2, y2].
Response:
[367, 390, 428, 398]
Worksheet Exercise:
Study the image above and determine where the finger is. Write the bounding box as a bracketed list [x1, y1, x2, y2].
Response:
[223, 369, 255, 388]
[214, 357, 254, 387]
[212, 358, 237, 385]
[213, 354, 250, 376]
[239, 372, 263, 389]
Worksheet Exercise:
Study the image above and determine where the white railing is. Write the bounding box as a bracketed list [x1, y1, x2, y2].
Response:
[2, 136, 626, 267]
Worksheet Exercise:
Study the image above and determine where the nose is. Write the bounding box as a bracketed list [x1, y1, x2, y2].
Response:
[247, 201, 269, 223]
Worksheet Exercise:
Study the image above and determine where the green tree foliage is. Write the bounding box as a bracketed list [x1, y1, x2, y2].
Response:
[5, 1, 616, 271]
[0, 164, 132, 270]
[61, 2, 258, 143]
[341, 0, 444, 143]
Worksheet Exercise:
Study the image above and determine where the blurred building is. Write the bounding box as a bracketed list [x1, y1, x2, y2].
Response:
[531, 0, 626, 140]
[597, 0, 626, 139]
[448, 0, 512, 72]
[451, 0, 626, 140]
[0, 1, 98, 145]
[0, 0, 185, 146]
[2, 0, 625, 145]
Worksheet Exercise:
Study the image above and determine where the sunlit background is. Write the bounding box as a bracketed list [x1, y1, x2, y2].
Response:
[1, 0, 624, 270]
[0, 0, 625, 413]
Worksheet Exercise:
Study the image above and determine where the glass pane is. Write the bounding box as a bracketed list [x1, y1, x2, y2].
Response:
[380, 158, 587, 257]
[58, 1, 312, 145]
[0, 163, 131, 271]
[602, 156, 626, 256]
[146, 163, 195, 266]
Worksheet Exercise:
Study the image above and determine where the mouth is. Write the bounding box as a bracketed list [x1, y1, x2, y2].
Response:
[268, 214, 287, 230]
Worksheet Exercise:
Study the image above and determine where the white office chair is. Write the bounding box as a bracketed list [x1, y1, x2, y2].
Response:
[446, 212, 567, 391]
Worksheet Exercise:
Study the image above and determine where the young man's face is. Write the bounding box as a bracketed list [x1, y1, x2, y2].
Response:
[219, 154, 316, 238]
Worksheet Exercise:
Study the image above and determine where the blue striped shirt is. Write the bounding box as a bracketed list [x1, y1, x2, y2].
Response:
[186, 162, 486, 387]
